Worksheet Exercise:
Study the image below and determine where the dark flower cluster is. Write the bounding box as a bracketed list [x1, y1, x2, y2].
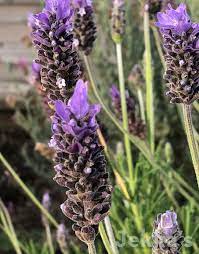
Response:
[152, 211, 184, 254]
[29, 0, 82, 106]
[73, 0, 97, 55]
[49, 80, 113, 243]
[110, 85, 146, 139]
[156, 3, 199, 104]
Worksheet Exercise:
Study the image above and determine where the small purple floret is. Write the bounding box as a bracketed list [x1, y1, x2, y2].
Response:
[31, 62, 41, 80]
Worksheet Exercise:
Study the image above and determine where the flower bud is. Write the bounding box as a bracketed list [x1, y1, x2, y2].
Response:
[111, 0, 126, 44]
[152, 211, 184, 254]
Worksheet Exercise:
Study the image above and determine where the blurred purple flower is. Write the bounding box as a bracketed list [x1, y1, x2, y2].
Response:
[156, 3, 191, 34]
[153, 210, 184, 253]
[31, 61, 41, 80]
[157, 211, 178, 236]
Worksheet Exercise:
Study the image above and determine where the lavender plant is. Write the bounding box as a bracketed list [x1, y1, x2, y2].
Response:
[156, 3, 199, 105]
[1, 1, 199, 254]
[152, 211, 184, 254]
[156, 3, 199, 187]
[49, 80, 112, 247]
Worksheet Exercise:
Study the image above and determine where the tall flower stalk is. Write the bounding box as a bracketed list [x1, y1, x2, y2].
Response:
[111, 0, 134, 189]
[156, 3, 199, 188]
[49, 80, 113, 251]
[144, 3, 155, 154]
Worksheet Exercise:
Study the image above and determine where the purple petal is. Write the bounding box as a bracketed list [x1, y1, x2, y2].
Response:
[32, 62, 41, 78]
[68, 79, 89, 119]
[45, 0, 72, 20]
[55, 100, 70, 121]
[73, 0, 92, 8]
[156, 3, 191, 34]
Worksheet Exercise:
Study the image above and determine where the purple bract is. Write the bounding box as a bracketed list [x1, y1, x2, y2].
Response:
[49, 79, 100, 149]
[156, 3, 191, 34]
[157, 210, 178, 236]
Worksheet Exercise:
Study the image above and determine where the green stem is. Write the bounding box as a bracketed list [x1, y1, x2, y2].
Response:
[45, 223, 55, 254]
[182, 105, 199, 188]
[87, 242, 97, 254]
[144, 6, 155, 154]
[137, 88, 146, 123]
[0, 153, 59, 228]
[116, 43, 134, 187]
[99, 223, 114, 254]
[104, 217, 119, 254]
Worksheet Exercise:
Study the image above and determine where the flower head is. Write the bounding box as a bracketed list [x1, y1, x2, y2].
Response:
[157, 211, 178, 236]
[152, 210, 184, 254]
[111, 0, 125, 43]
[156, 3, 191, 34]
[155, 3, 199, 104]
[73, 0, 96, 54]
[51, 79, 100, 146]
[29, 0, 82, 105]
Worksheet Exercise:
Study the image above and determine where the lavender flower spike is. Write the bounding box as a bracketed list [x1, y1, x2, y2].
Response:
[152, 211, 184, 254]
[50, 79, 113, 244]
[73, 0, 97, 55]
[156, 3, 199, 104]
[29, 0, 82, 106]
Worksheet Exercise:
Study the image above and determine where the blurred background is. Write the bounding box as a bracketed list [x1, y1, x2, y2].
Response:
[0, 0, 199, 253]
